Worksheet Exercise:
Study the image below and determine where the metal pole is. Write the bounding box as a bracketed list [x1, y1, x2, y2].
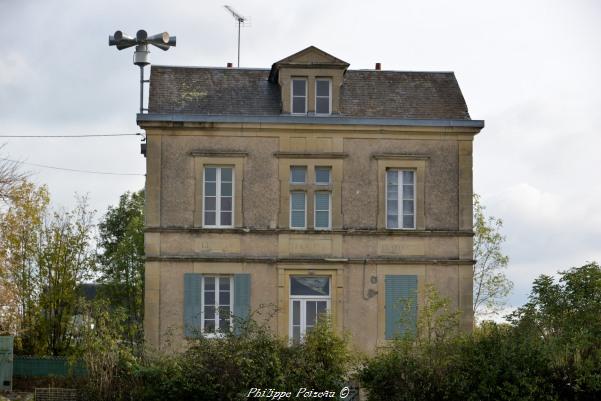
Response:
[237, 19, 241, 68]
[139, 66, 144, 114]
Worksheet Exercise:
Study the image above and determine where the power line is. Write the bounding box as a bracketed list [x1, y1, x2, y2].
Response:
[0, 133, 142, 138]
[0, 158, 145, 177]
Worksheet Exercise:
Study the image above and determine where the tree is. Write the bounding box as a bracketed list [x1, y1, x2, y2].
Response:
[472, 194, 512, 319]
[96, 190, 145, 347]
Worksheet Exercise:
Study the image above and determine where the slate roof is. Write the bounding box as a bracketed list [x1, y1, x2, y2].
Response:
[148, 66, 472, 120]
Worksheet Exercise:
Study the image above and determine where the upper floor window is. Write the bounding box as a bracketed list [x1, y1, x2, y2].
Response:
[290, 166, 307, 184]
[386, 169, 415, 229]
[203, 166, 234, 228]
[291, 78, 307, 114]
[290, 191, 307, 229]
[315, 79, 331, 115]
[315, 166, 331, 185]
[314, 192, 331, 230]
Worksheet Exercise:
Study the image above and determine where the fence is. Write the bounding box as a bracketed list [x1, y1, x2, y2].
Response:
[13, 356, 86, 378]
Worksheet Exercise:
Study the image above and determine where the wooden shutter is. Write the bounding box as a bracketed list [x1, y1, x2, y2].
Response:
[184, 273, 202, 338]
[385, 275, 417, 340]
[233, 274, 251, 334]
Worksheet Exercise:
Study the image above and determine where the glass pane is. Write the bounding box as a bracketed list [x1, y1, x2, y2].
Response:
[316, 97, 329, 114]
[290, 192, 305, 210]
[315, 167, 331, 184]
[403, 184, 414, 199]
[204, 305, 215, 320]
[291, 211, 305, 228]
[219, 278, 230, 291]
[290, 167, 306, 184]
[220, 168, 232, 182]
[387, 170, 398, 186]
[293, 301, 300, 325]
[204, 277, 215, 291]
[292, 326, 301, 343]
[316, 80, 329, 97]
[315, 211, 329, 229]
[292, 97, 306, 114]
[403, 214, 415, 228]
[205, 182, 216, 196]
[221, 182, 232, 197]
[387, 200, 398, 214]
[292, 79, 306, 95]
[387, 215, 398, 229]
[403, 200, 414, 214]
[306, 301, 317, 327]
[205, 197, 216, 211]
[204, 291, 215, 305]
[315, 192, 330, 211]
[219, 316, 230, 332]
[204, 168, 216, 182]
[221, 197, 232, 211]
[219, 291, 230, 305]
[403, 171, 415, 184]
[204, 211, 216, 226]
[204, 319, 215, 333]
[387, 188, 398, 200]
[316, 301, 327, 317]
[220, 212, 232, 226]
[290, 276, 330, 296]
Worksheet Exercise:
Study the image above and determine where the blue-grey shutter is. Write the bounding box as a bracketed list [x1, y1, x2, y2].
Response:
[385, 275, 418, 340]
[184, 273, 202, 338]
[234, 274, 251, 334]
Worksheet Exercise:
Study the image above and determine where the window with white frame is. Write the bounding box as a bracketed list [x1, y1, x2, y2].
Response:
[202, 276, 233, 334]
[315, 79, 331, 115]
[290, 191, 306, 229]
[291, 78, 307, 114]
[386, 169, 415, 229]
[290, 166, 307, 184]
[203, 166, 234, 227]
[314, 192, 331, 230]
[289, 276, 330, 343]
[315, 166, 331, 185]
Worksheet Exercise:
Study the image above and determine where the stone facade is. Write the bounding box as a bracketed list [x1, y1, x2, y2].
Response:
[139, 46, 483, 353]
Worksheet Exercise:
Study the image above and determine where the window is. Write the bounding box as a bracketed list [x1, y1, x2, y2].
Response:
[290, 166, 307, 184]
[314, 192, 331, 230]
[289, 276, 330, 343]
[315, 79, 331, 115]
[203, 166, 234, 227]
[202, 276, 233, 335]
[290, 191, 306, 229]
[291, 78, 307, 114]
[315, 166, 331, 185]
[386, 169, 415, 229]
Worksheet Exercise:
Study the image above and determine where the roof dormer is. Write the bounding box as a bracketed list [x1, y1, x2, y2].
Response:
[269, 46, 349, 116]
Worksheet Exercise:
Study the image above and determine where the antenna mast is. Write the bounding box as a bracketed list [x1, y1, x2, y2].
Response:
[224, 5, 248, 68]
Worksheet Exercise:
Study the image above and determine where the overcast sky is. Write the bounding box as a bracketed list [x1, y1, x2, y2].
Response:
[1, 0, 600, 308]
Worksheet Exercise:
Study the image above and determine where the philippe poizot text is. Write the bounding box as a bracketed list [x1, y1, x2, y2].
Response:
[247, 387, 351, 400]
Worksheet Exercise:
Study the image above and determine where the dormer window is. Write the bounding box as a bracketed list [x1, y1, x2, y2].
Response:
[291, 78, 307, 114]
[315, 79, 331, 115]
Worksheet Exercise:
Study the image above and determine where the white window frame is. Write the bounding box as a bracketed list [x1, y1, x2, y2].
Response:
[314, 191, 331, 230]
[201, 275, 234, 337]
[385, 169, 416, 230]
[289, 191, 307, 230]
[202, 166, 234, 228]
[291, 78, 308, 115]
[315, 78, 332, 115]
[289, 276, 331, 342]
[314, 166, 331, 185]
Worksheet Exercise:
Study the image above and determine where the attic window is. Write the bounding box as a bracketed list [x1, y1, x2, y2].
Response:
[291, 78, 307, 114]
[315, 79, 331, 115]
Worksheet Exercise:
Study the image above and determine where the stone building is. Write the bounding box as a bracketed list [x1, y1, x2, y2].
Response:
[138, 46, 484, 353]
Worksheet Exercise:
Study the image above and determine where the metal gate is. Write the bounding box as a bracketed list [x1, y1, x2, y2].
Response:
[0, 336, 13, 392]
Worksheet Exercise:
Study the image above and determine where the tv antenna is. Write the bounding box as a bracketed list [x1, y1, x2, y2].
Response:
[108, 29, 176, 114]
[224, 5, 249, 68]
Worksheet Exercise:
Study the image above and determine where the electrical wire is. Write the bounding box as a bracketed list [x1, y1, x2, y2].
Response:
[0, 158, 145, 176]
[0, 133, 142, 138]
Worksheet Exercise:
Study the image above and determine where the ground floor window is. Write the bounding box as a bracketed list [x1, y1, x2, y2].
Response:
[289, 276, 330, 343]
[202, 275, 233, 334]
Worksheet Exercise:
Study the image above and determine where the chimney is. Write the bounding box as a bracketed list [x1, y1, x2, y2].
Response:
[227, 62, 233, 68]
[375, 63, 381, 71]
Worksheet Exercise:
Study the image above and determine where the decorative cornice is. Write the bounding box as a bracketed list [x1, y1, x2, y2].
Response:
[273, 152, 348, 159]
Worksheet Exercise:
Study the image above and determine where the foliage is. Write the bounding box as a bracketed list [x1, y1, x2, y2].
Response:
[96, 190, 145, 348]
[360, 262, 601, 401]
[473, 193, 512, 319]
